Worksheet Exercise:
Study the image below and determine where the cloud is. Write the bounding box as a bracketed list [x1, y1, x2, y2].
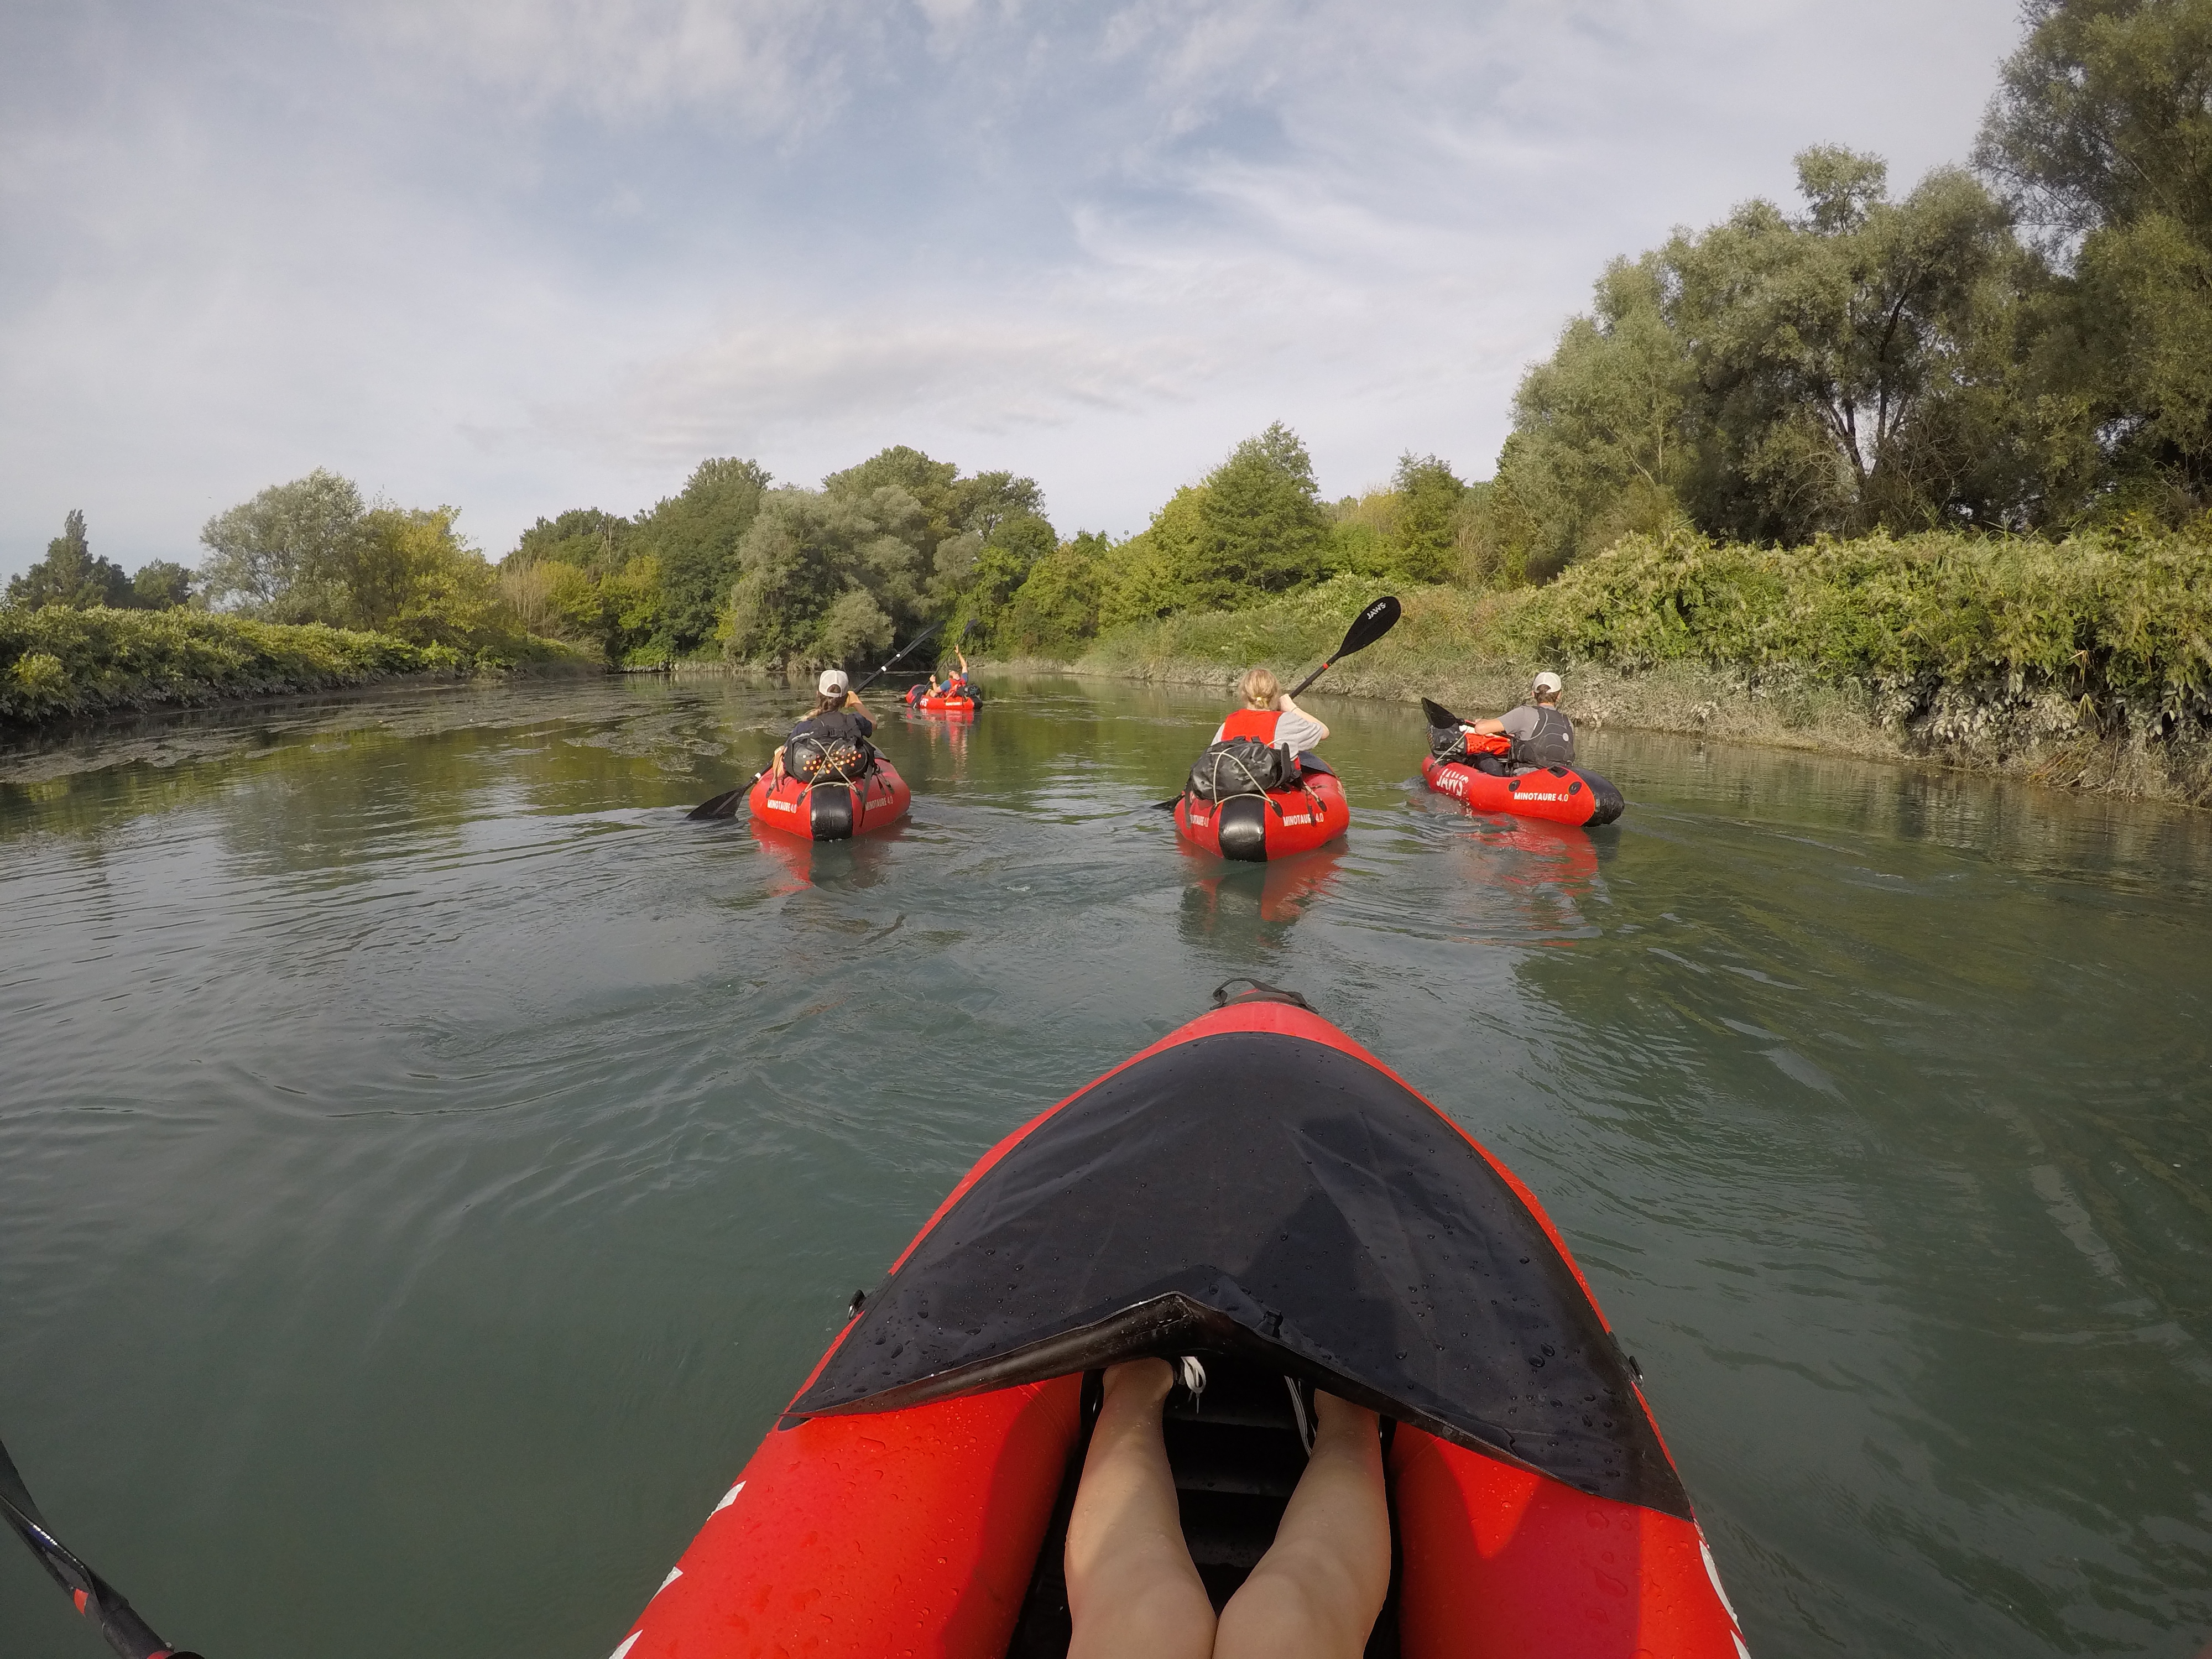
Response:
[0, 0, 2027, 572]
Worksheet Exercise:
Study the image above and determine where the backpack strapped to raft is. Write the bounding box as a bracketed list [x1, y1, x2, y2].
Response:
[1187, 737, 1298, 801]
[785, 711, 878, 782]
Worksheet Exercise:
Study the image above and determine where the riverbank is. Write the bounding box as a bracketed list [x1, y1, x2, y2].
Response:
[1, 605, 592, 731]
[1023, 526, 2212, 807]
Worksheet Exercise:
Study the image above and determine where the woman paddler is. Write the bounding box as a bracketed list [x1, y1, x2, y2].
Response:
[769, 669, 876, 780]
[1214, 667, 1329, 767]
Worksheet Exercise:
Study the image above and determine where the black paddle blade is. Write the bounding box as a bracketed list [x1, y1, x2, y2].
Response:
[1338, 594, 1401, 656]
[1, 1437, 200, 1659]
[1290, 595, 1402, 696]
[1150, 796, 1183, 811]
[1421, 697, 1467, 729]
[687, 771, 764, 821]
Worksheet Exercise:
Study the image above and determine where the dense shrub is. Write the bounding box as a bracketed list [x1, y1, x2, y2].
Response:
[0, 605, 575, 728]
[1509, 524, 2212, 716]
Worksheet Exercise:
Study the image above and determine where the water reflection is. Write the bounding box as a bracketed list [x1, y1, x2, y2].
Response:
[1177, 843, 1347, 954]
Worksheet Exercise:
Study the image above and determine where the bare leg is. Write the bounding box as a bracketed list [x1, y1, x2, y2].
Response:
[1066, 1359, 1217, 1659]
[1214, 1391, 1390, 1659]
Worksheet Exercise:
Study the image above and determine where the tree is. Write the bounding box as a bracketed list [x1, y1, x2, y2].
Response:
[1388, 454, 1468, 583]
[1495, 254, 1694, 572]
[1182, 422, 1332, 607]
[1001, 532, 1113, 655]
[724, 487, 928, 669]
[197, 470, 364, 619]
[510, 508, 638, 572]
[1670, 149, 2028, 539]
[634, 457, 772, 654]
[6, 511, 134, 609]
[130, 560, 194, 609]
[1975, 0, 2212, 246]
[824, 447, 1047, 632]
[1977, 0, 2212, 512]
[1483, 148, 2036, 562]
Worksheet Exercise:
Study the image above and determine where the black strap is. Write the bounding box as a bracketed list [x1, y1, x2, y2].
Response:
[1209, 978, 1312, 1011]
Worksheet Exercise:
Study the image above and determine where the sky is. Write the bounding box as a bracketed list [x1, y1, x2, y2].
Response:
[0, 0, 2029, 580]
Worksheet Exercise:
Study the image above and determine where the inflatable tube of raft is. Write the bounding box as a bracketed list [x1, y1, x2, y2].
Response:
[1423, 753, 1625, 827]
[1173, 756, 1350, 862]
[746, 759, 912, 841]
[612, 990, 1747, 1659]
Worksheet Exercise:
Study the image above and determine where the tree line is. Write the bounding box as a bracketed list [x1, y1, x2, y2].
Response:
[1471, 0, 2212, 578]
[5, 420, 1470, 672]
[498, 429, 1473, 669]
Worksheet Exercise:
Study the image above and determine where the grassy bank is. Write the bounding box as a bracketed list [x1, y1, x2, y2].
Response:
[1063, 526, 2212, 805]
[1, 605, 589, 731]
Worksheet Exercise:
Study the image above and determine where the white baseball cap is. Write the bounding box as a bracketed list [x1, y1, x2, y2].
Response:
[818, 669, 849, 696]
[1532, 671, 1563, 695]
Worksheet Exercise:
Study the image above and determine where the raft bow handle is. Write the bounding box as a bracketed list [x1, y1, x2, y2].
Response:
[1209, 978, 1311, 1011]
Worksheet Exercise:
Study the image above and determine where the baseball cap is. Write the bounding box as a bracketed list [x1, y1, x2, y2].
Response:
[818, 669, 850, 696]
[1532, 671, 1563, 695]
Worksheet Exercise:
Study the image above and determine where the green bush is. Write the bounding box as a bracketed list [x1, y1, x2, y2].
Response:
[0, 604, 496, 727]
[1509, 524, 2212, 716]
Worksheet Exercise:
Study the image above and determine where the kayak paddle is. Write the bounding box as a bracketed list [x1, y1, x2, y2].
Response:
[1, 1433, 201, 1659]
[687, 619, 949, 820]
[1150, 595, 1402, 808]
[1421, 696, 1467, 729]
[1288, 595, 1400, 697]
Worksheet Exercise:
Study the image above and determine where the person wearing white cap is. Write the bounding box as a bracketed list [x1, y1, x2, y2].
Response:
[769, 668, 878, 781]
[1459, 671, 1574, 771]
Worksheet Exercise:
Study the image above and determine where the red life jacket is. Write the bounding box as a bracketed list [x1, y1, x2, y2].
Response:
[1219, 707, 1283, 743]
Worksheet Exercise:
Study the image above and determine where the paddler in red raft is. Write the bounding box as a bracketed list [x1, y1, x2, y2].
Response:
[769, 669, 877, 780]
[1214, 667, 1329, 763]
[1453, 669, 1574, 775]
[906, 646, 975, 707]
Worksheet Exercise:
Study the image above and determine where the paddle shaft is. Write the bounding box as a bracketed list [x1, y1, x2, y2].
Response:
[1, 1437, 199, 1658]
[848, 619, 946, 697]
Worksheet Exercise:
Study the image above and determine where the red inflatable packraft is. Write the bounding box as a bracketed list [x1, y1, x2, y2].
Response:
[746, 759, 911, 841]
[610, 989, 1747, 1659]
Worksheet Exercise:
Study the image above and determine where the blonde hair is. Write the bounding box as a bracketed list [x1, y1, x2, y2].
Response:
[1239, 667, 1281, 708]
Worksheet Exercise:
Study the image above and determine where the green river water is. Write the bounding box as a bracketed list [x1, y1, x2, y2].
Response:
[2, 675, 2208, 1658]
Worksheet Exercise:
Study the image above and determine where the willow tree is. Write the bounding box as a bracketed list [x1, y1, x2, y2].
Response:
[1977, 0, 2212, 516]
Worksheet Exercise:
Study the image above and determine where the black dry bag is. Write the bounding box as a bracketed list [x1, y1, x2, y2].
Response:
[1187, 738, 1297, 801]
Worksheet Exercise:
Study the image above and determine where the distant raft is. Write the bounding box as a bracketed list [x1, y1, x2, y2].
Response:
[747, 759, 911, 840]
[1173, 754, 1350, 862]
[1421, 754, 1625, 827]
[904, 685, 980, 717]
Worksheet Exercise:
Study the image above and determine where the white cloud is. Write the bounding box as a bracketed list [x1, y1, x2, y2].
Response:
[0, 0, 2027, 573]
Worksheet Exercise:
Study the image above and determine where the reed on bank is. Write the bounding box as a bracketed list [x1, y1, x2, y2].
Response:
[0, 604, 583, 729]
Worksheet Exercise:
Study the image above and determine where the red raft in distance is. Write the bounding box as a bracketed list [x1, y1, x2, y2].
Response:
[1423, 753, 1625, 827]
[904, 684, 980, 717]
[745, 759, 911, 841]
[1174, 758, 1350, 862]
[610, 987, 1748, 1659]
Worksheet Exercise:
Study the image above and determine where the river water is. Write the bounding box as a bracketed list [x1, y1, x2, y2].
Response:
[2, 674, 2208, 1659]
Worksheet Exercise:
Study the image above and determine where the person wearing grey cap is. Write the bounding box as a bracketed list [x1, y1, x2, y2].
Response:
[770, 668, 877, 781]
[1458, 671, 1574, 771]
